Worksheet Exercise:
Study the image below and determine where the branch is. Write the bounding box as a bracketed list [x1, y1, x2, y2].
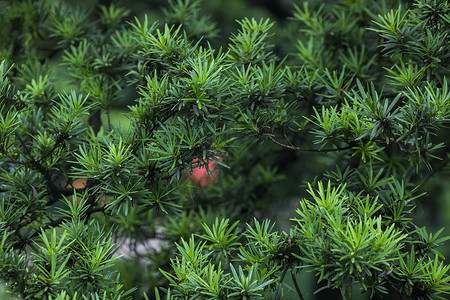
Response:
[419, 155, 449, 188]
[291, 270, 305, 300]
[14, 133, 59, 196]
[269, 136, 352, 152]
[58, 187, 87, 196]
[27, 206, 106, 241]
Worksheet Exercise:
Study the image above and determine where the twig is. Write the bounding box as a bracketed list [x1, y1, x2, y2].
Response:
[44, 206, 106, 230]
[291, 270, 305, 300]
[419, 155, 449, 188]
[14, 133, 60, 196]
[269, 136, 352, 152]
[12, 206, 107, 250]
[106, 109, 112, 132]
[27, 206, 106, 241]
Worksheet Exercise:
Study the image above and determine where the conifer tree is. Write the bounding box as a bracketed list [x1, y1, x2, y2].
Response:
[0, 0, 449, 299]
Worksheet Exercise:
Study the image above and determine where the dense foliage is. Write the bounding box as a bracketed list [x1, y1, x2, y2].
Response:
[0, 0, 449, 299]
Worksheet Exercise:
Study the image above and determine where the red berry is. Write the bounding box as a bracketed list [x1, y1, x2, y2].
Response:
[189, 157, 222, 186]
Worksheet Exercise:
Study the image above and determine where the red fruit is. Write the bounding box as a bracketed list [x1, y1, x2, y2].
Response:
[189, 157, 221, 187]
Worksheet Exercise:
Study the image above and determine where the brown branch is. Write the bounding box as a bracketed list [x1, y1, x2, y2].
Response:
[12, 206, 107, 250]
[419, 155, 450, 188]
[269, 136, 352, 152]
[13, 133, 61, 198]
[291, 270, 305, 300]
[27, 206, 107, 241]
[46, 206, 106, 229]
